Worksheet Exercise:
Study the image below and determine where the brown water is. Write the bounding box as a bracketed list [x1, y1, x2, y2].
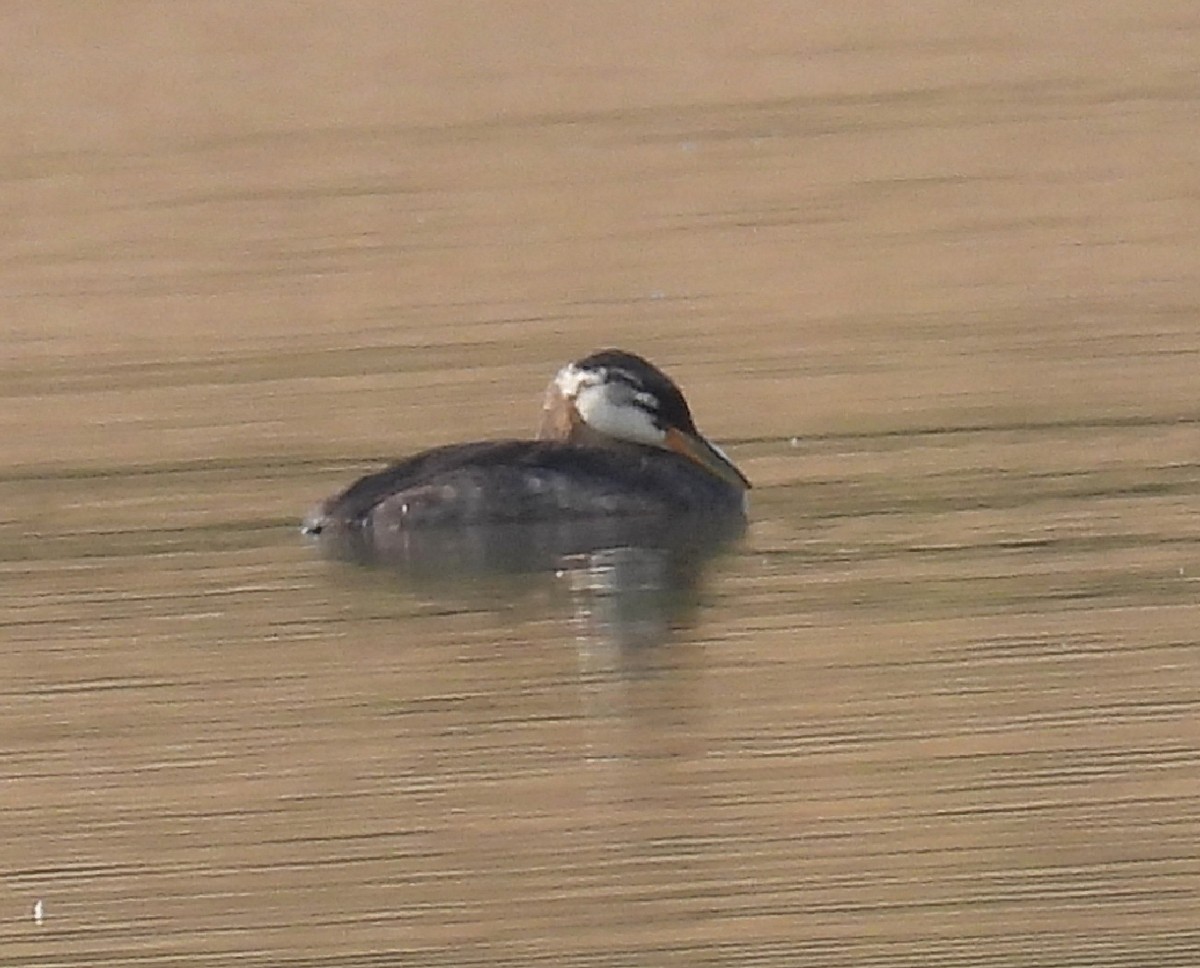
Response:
[4, 3, 1200, 965]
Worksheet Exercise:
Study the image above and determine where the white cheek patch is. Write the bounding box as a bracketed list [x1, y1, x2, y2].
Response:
[574, 382, 665, 447]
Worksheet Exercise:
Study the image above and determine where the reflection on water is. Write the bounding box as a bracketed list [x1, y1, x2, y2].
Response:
[308, 512, 746, 648]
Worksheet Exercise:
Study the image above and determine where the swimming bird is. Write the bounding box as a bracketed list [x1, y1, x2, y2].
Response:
[303, 349, 749, 539]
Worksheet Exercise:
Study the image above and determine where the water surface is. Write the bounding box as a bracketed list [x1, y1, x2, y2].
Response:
[4, 3, 1200, 966]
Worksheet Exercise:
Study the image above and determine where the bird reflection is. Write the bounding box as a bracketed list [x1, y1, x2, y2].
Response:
[311, 512, 744, 648]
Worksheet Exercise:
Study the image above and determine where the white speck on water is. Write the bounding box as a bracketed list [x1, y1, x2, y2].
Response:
[33, 898, 44, 926]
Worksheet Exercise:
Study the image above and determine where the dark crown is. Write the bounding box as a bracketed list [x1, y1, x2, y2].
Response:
[573, 349, 698, 433]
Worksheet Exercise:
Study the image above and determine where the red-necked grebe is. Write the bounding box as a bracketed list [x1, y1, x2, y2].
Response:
[303, 349, 750, 537]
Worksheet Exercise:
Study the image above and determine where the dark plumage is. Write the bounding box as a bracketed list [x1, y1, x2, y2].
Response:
[303, 349, 749, 540]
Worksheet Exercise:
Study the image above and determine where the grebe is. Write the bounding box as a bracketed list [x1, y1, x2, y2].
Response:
[303, 349, 750, 538]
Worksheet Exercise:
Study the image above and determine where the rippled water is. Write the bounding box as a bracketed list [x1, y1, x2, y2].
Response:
[5, 3, 1200, 966]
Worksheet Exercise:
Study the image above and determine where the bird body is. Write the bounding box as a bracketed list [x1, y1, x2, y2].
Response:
[304, 349, 749, 539]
